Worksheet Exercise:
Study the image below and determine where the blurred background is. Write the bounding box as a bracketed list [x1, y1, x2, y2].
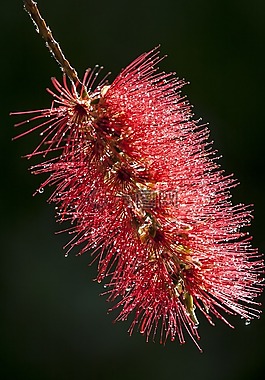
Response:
[1, 0, 265, 379]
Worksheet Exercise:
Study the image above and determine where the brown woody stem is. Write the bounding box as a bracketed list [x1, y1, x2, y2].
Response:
[23, 0, 81, 85]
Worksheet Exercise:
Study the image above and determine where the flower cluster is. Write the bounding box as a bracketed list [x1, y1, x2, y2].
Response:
[13, 48, 264, 349]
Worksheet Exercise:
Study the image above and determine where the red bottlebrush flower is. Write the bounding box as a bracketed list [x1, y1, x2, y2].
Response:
[12, 47, 264, 349]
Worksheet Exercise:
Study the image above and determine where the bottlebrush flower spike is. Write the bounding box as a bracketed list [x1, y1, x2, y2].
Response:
[12, 47, 264, 350]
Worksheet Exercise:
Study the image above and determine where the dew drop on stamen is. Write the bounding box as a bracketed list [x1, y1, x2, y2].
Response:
[38, 187, 44, 194]
[245, 319, 251, 326]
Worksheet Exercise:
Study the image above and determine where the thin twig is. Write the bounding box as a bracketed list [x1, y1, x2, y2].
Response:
[23, 0, 81, 85]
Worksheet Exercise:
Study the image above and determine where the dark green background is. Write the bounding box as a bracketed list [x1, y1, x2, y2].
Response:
[1, 0, 265, 379]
